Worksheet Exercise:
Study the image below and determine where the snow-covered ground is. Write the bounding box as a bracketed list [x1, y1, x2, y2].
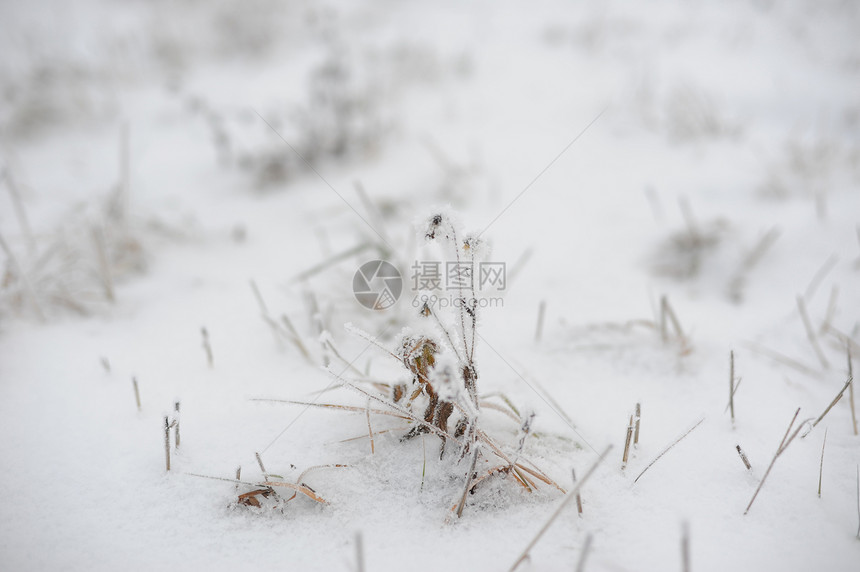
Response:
[1, 1, 859, 570]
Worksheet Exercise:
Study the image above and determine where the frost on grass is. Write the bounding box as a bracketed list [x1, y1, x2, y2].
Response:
[0, 180, 151, 320]
[254, 212, 566, 520]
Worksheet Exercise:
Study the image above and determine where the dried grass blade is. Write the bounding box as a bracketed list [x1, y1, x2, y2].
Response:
[509, 445, 612, 571]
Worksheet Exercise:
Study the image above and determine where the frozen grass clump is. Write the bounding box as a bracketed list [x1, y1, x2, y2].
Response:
[249, 211, 567, 520]
[0, 168, 157, 320]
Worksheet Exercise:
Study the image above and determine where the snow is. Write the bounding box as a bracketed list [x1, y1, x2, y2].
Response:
[1, 0, 859, 570]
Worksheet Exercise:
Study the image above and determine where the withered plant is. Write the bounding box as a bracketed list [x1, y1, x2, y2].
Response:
[271, 211, 565, 519]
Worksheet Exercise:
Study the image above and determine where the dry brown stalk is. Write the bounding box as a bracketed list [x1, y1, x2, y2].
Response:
[736, 445, 751, 470]
[745, 408, 811, 514]
[509, 445, 612, 571]
[634, 403, 641, 447]
[255, 452, 268, 482]
[571, 467, 583, 515]
[811, 367, 852, 428]
[622, 414, 634, 469]
[455, 447, 480, 518]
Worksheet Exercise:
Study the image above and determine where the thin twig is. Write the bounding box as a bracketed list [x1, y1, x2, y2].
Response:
[634, 419, 704, 484]
[354, 180, 390, 246]
[132, 377, 141, 412]
[622, 415, 634, 469]
[292, 243, 371, 282]
[660, 296, 685, 342]
[201, 327, 213, 368]
[728, 227, 780, 302]
[119, 122, 129, 222]
[535, 300, 546, 342]
[249, 279, 269, 315]
[528, 382, 574, 432]
[818, 428, 827, 497]
[421, 436, 426, 492]
[455, 447, 480, 518]
[282, 314, 313, 362]
[804, 254, 838, 303]
[305, 290, 329, 367]
[575, 533, 593, 572]
[848, 348, 857, 436]
[365, 397, 375, 455]
[743, 341, 818, 378]
[506, 247, 534, 288]
[355, 531, 365, 572]
[571, 468, 583, 515]
[251, 398, 409, 420]
[323, 337, 364, 377]
[249, 280, 281, 346]
[634, 403, 641, 447]
[736, 445, 751, 470]
[724, 377, 743, 414]
[729, 351, 736, 422]
[745, 408, 810, 514]
[811, 373, 852, 429]
[679, 197, 700, 244]
[164, 416, 171, 472]
[91, 226, 115, 302]
[509, 445, 612, 571]
[797, 296, 829, 369]
[820, 285, 839, 336]
[855, 465, 860, 539]
[174, 401, 181, 448]
[681, 521, 690, 572]
[255, 452, 268, 483]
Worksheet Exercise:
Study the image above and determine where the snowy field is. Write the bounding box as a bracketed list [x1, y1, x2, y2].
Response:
[1, 1, 859, 570]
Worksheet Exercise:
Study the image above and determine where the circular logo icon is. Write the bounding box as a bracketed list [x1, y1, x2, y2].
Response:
[352, 260, 403, 310]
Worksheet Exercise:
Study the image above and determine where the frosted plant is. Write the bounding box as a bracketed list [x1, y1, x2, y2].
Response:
[268, 210, 565, 518]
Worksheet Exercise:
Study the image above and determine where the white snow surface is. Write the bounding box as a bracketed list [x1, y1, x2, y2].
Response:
[1, 1, 859, 570]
